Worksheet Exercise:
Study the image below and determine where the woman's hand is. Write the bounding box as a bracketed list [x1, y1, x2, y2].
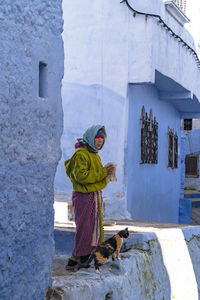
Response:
[105, 163, 116, 175]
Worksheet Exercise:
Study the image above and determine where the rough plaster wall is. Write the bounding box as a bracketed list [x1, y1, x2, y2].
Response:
[0, 1, 63, 299]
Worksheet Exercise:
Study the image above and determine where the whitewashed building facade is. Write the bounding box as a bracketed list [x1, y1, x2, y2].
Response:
[54, 0, 200, 223]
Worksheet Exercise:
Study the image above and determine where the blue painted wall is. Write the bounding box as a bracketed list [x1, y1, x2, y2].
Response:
[186, 130, 200, 155]
[0, 1, 64, 299]
[179, 198, 191, 224]
[126, 84, 181, 223]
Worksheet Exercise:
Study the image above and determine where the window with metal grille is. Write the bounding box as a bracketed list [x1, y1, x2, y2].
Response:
[184, 119, 192, 131]
[173, 0, 186, 13]
[174, 134, 178, 168]
[141, 107, 158, 164]
[168, 127, 178, 168]
[185, 155, 198, 177]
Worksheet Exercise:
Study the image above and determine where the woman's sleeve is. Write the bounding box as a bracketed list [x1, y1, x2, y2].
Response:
[72, 152, 107, 184]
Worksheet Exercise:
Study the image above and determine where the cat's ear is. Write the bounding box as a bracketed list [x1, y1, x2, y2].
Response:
[125, 227, 128, 231]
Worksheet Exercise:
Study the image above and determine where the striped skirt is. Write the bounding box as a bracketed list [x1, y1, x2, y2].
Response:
[72, 190, 103, 257]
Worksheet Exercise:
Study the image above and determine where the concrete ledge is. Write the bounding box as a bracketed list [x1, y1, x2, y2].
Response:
[185, 193, 200, 199]
[192, 201, 200, 208]
[50, 225, 200, 300]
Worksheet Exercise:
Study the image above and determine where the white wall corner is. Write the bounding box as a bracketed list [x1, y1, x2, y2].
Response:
[164, 1, 190, 26]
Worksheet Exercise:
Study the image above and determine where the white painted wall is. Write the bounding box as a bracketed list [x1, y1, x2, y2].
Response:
[185, 0, 200, 55]
[60, 0, 200, 95]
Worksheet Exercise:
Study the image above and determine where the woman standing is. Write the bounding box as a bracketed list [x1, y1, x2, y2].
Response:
[64, 125, 115, 270]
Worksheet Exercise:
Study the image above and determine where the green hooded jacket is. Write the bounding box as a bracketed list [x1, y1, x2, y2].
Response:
[64, 125, 108, 193]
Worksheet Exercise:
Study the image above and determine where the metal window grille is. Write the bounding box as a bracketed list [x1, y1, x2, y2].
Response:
[173, 0, 187, 13]
[185, 155, 198, 177]
[184, 119, 192, 131]
[168, 129, 174, 168]
[141, 107, 158, 164]
[174, 133, 178, 168]
[168, 127, 178, 168]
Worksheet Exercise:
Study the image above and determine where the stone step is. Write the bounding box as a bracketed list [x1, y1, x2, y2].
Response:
[192, 199, 200, 207]
[50, 225, 200, 300]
